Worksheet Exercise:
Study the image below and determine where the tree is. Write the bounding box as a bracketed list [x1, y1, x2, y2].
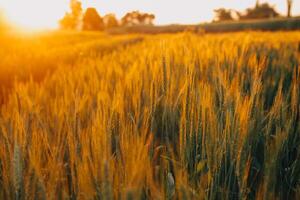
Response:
[82, 8, 104, 31]
[239, 3, 280, 20]
[121, 11, 138, 26]
[59, 0, 82, 30]
[59, 13, 75, 30]
[137, 13, 155, 25]
[121, 11, 155, 26]
[256, 0, 260, 8]
[214, 8, 234, 22]
[70, 0, 82, 20]
[103, 14, 119, 29]
[287, 0, 293, 17]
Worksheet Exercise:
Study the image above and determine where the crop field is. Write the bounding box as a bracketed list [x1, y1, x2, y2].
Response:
[108, 17, 300, 35]
[0, 31, 299, 199]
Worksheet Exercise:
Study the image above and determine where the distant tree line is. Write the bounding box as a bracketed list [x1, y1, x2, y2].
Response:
[59, 0, 155, 31]
[214, 0, 294, 22]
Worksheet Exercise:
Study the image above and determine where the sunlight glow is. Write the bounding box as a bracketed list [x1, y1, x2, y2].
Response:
[0, 0, 299, 30]
[1, 0, 69, 30]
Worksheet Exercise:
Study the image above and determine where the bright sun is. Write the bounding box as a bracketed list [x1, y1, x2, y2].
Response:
[1, 0, 69, 30]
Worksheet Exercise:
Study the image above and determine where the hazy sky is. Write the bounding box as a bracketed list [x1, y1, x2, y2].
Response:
[1, 0, 300, 29]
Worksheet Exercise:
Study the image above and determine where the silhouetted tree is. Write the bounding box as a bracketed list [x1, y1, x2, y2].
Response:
[138, 13, 155, 25]
[287, 0, 293, 17]
[82, 8, 104, 31]
[214, 8, 234, 22]
[256, 0, 260, 8]
[121, 11, 155, 26]
[103, 14, 119, 29]
[239, 3, 280, 20]
[59, 0, 83, 30]
[121, 11, 138, 26]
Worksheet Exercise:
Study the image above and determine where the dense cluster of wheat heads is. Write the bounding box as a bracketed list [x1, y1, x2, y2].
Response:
[0, 32, 143, 104]
[0, 32, 299, 199]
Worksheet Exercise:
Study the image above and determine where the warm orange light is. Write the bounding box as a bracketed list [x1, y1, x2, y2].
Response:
[0, 0, 298, 30]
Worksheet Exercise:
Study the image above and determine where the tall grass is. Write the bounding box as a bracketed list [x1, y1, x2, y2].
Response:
[0, 31, 299, 199]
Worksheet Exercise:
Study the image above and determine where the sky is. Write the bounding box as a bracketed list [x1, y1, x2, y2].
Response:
[0, 0, 300, 29]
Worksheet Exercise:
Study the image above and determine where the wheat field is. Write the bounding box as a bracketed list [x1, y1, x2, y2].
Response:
[0, 31, 299, 199]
